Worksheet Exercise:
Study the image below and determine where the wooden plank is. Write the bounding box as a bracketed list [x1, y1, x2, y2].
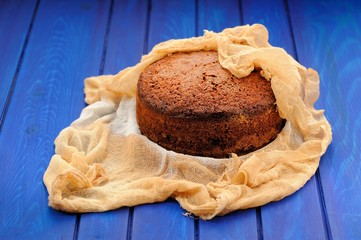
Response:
[197, 1, 258, 239]
[198, 210, 258, 239]
[261, 177, 326, 239]
[0, 0, 37, 123]
[147, 0, 196, 50]
[0, 0, 111, 238]
[131, 1, 196, 239]
[242, 0, 327, 239]
[198, 0, 241, 34]
[289, 0, 361, 239]
[241, 0, 294, 54]
[132, 201, 194, 240]
[102, 0, 148, 75]
[77, 210, 130, 240]
[76, 0, 148, 238]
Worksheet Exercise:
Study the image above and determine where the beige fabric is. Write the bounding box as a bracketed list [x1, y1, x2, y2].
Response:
[43, 24, 332, 220]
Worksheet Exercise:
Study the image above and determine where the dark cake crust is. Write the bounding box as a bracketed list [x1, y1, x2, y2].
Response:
[136, 51, 285, 158]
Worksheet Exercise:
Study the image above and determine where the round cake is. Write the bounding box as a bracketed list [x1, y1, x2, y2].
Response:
[136, 51, 285, 158]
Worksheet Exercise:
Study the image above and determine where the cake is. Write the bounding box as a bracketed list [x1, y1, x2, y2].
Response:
[136, 51, 285, 158]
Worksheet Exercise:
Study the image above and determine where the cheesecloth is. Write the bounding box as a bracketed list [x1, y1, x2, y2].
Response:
[43, 24, 332, 220]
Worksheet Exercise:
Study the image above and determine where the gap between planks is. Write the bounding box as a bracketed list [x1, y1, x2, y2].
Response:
[283, 0, 332, 239]
[72, 0, 115, 238]
[0, 0, 41, 133]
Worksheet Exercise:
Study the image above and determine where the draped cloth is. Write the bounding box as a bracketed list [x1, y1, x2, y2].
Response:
[43, 24, 332, 220]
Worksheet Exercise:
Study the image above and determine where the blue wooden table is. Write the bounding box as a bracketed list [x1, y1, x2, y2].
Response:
[1, 0, 360, 239]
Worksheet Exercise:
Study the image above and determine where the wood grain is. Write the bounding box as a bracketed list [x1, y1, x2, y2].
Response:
[242, 0, 294, 54]
[132, 201, 194, 240]
[197, 1, 258, 239]
[0, 0, 111, 238]
[198, 0, 241, 34]
[242, 0, 327, 239]
[261, 177, 326, 239]
[198, 210, 258, 240]
[76, 0, 148, 238]
[147, 0, 196, 51]
[102, 0, 148, 74]
[289, 0, 361, 239]
[129, 1, 197, 239]
[78, 210, 130, 240]
[0, 0, 37, 124]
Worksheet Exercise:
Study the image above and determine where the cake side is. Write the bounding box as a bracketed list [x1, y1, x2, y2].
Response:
[136, 93, 285, 157]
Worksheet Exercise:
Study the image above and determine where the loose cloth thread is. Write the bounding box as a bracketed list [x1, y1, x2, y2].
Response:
[43, 24, 332, 220]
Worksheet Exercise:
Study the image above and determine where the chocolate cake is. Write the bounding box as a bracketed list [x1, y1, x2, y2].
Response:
[136, 51, 285, 158]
